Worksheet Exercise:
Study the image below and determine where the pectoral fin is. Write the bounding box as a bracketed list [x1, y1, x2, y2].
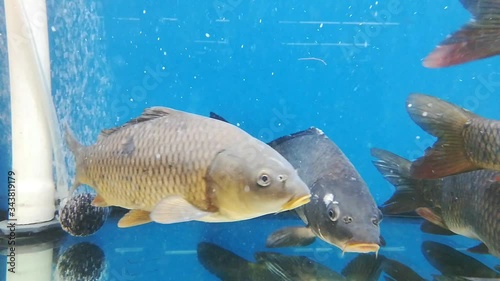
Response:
[266, 226, 316, 248]
[150, 195, 211, 224]
[416, 207, 448, 230]
[117, 209, 152, 228]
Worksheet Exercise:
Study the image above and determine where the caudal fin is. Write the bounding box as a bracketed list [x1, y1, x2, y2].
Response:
[371, 148, 428, 215]
[406, 93, 480, 179]
[423, 0, 500, 68]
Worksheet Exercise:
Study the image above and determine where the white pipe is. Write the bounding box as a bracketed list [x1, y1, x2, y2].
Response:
[6, 249, 53, 280]
[5, 0, 55, 224]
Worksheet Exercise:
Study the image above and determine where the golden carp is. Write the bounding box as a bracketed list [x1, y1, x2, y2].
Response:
[66, 107, 310, 228]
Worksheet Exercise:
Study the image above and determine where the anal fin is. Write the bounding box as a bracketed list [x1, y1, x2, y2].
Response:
[118, 209, 152, 228]
[150, 195, 212, 224]
[92, 194, 110, 207]
[266, 226, 316, 248]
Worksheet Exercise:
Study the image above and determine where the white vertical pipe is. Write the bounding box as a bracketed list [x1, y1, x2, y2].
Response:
[6, 249, 53, 281]
[5, 0, 55, 224]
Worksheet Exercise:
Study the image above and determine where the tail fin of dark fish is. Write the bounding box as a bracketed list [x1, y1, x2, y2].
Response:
[197, 242, 252, 281]
[65, 125, 84, 195]
[406, 93, 479, 179]
[381, 258, 427, 281]
[423, 0, 500, 68]
[371, 148, 427, 214]
[341, 253, 385, 280]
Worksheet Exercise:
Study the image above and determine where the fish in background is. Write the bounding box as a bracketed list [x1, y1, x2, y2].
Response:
[265, 128, 384, 254]
[371, 148, 500, 257]
[406, 93, 500, 179]
[211, 112, 384, 254]
[421, 241, 500, 279]
[197, 241, 385, 281]
[423, 0, 500, 68]
[65, 107, 310, 228]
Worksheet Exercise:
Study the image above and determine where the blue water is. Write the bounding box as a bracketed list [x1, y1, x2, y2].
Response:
[0, 0, 499, 280]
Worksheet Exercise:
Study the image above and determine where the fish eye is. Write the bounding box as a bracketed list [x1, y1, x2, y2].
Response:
[371, 218, 379, 226]
[257, 173, 271, 187]
[327, 204, 340, 222]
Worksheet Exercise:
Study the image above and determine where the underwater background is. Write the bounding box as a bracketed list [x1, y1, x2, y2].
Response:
[0, 0, 499, 280]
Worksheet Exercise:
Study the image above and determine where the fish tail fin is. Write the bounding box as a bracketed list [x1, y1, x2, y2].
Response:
[65, 125, 85, 195]
[406, 93, 479, 179]
[197, 242, 252, 280]
[371, 148, 428, 215]
[423, 0, 500, 68]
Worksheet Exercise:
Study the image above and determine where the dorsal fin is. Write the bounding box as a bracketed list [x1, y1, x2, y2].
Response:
[209, 112, 229, 123]
[100, 107, 174, 137]
[267, 127, 325, 146]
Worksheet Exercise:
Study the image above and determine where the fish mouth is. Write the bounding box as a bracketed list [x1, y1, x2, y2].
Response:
[280, 195, 311, 211]
[343, 242, 380, 254]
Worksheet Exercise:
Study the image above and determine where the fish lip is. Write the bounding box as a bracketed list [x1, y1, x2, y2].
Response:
[343, 242, 380, 253]
[280, 194, 311, 211]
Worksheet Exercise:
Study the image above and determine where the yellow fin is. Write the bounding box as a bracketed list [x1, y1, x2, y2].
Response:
[117, 210, 152, 228]
[406, 93, 478, 179]
[91, 194, 110, 207]
[150, 195, 211, 224]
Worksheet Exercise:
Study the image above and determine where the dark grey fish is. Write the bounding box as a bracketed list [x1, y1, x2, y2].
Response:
[266, 128, 384, 254]
[197, 242, 384, 281]
[372, 148, 500, 257]
[422, 241, 500, 279]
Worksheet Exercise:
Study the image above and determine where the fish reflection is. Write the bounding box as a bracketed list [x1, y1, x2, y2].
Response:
[197, 242, 384, 281]
[422, 241, 500, 279]
[55, 242, 106, 281]
[379, 242, 500, 281]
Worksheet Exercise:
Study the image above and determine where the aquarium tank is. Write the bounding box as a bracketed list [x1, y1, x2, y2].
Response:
[0, 0, 499, 280]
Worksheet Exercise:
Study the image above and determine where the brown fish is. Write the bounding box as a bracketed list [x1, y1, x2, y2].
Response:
[424, 0, 500, 68]
[65, 107, 311, 228]
[406, 93, 500, 179]
[372, 148, 500, 257]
